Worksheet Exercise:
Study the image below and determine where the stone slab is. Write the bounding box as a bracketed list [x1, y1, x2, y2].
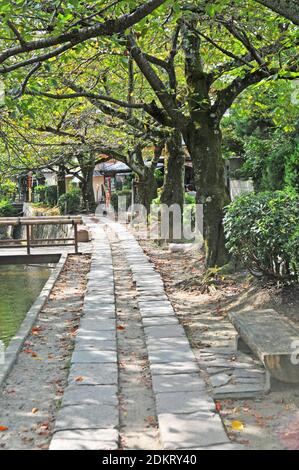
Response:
[50, 429, 118, 450]
[139, 307, 175, 318]
[62, 384, 118, 407]
[158, 412, 229, 450]
[155, 391, 215, 414]
[75, 338, 116, 351]
[151, 361, 199, 375]
[148, 348, 195, 364]
[142, 316, 179, 327]
[79, 318, 115, 331]
[68, 363, 118, 385]
[55, 404, 118, 431]
[71, 350, 117, 364]
[76, 330, 116, 341]
[144, 325, 186, 339]
[152, 374, 206, 394]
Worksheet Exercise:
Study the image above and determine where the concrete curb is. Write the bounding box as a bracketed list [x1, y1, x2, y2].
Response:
[0, 253, 68, 389]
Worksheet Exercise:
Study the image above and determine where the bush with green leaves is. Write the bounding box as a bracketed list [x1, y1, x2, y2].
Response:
[58, 188, 81, 215]
[0, 199, 17, 217]
[224, 191, 299, 281]
[45, 185, 58, 207]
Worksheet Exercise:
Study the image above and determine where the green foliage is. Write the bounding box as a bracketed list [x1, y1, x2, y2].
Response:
[0, 199, 17, 217]
[154, 169, 163, 185]
[58, 188, 81, 214]
[224, 191, 299, 281]
[222, 81, 299, 194]
[33, 184, 46, 203]
[0, 180, 17, 197]
[287, 227, 299, 275]
[285, 143, 299, 192]
[45, 185, 58, 207]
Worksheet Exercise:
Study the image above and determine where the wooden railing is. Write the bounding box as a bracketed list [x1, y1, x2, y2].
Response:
[0, 216, 82, 254]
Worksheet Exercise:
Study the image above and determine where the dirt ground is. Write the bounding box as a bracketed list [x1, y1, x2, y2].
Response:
[140, 239, 299, 450]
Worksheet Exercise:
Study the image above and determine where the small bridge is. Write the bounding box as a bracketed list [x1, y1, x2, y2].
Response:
[0, 216, 82, 265]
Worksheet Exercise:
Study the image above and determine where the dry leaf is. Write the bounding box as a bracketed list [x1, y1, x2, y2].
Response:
[75, 376, 84, 382]
[117, 325, 126, 331]
[0, 426, 8, 432]
[31, 408, 39, 414]
[231, 420, 245, 431]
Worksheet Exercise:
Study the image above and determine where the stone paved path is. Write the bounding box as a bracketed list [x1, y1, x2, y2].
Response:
[50, 218, 241, 450]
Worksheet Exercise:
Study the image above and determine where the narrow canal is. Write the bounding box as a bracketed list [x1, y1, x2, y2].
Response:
[0, 265, 51, 347]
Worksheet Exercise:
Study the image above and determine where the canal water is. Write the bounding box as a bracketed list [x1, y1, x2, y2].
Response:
[0, 265, 51, 347]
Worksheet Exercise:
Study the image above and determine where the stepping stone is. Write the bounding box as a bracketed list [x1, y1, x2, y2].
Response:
[62, 385, 118, 407]
[155, 391, 215, 414]
[79, 319, 115, 331]
[71, 350, 117, 364]
[148, 348, 195, 364]
[151, 361, 199, 375]
[152, 374, 206, 393]
[54, 404, 118, 431]
[139, 306, 175, 318]
[139, 300, 172, 309]
[68, 363, 118, 385]
[50, 429, 118, 450]
[158, 412, 229, 450]
[75, 338, 116, 351]
[76, 330, 116, 341]
[146, 337, 191, 350]
[213, 382, 269, 399]
[144, 325, 186, 340]
[138, 295, 169, 303]
[142, 316, 179, 327]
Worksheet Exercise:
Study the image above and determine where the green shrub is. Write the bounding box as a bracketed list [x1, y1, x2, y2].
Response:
[287, 227, 299, 276]
[223, 191, 299, 281]
[45, 185, 58, 206]
[0, 199, 17, 217]
[58, 188, 81, 214]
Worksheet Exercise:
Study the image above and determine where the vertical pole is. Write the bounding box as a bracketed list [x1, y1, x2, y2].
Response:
[26, 225, 30, 255]
[74, 222, 78, 254]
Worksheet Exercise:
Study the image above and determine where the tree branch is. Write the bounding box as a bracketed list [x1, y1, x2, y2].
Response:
[0, 0, 166, 67]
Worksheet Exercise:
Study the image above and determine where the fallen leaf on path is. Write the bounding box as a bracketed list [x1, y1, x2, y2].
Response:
[31, 408, 39, 414]
[31, 326, 42, 335]
[117, 325, 126, 331]
[75, 376, 84, 382]
[0, 426, 8, 432]
[231, 420, 245, 431]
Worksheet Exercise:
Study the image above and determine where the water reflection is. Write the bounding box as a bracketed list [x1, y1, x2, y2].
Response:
[0, 265, 51, 347]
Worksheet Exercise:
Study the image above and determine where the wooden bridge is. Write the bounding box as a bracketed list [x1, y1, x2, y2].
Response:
[0, 216, 83, 264]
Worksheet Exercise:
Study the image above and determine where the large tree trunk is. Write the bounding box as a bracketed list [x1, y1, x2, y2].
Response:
[77, 154, 96, 212]
[160, 130, 185, 241]
[57, 165, 66, 198]
[184, 117, 230, 268]
[160, 130, 185, 210]
[81, 165, 96, 212]
[136, 167, 157, 214]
